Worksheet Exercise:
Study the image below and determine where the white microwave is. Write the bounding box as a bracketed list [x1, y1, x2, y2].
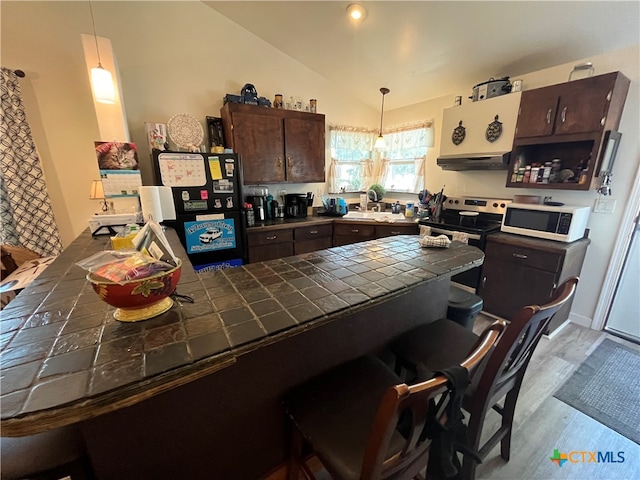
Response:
[501, 203, 590, 242]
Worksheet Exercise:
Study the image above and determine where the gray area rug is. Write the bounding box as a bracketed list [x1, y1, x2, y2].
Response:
[554, 338, 640, 444]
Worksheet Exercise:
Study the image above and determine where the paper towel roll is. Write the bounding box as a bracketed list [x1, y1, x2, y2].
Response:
[158, 186, 176, 220]
[139, 186, 163, 223]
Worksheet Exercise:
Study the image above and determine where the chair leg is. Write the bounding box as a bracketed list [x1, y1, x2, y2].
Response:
[288, 423, 305, 480]
[499, 389, 520, 462]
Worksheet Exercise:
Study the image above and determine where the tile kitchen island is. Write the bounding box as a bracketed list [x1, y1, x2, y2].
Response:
[0, 229, 483, 479]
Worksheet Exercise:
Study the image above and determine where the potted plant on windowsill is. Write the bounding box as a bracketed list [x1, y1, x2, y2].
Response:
[367, 184, 386, 202]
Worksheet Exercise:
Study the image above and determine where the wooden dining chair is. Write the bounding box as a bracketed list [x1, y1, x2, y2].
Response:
[389, 276, 579, 480]
[282, 320, 505, 480]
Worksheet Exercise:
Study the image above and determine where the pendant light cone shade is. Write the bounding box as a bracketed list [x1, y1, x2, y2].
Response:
[375, 87, 390, 149]
[89, 1, 115, 104]
[91, 65, 115, 104]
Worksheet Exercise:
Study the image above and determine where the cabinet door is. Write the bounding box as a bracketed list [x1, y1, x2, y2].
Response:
[375, 224, 418, 238]
[479, 259, 557, 320]
[232, 112, 285, 184]
[284, 117, 325, 183]
[553, 75, 616, 135]
[514, 89, 559, 138]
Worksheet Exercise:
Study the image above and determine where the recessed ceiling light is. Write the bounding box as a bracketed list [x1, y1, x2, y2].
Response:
[347, 3, 366, 21]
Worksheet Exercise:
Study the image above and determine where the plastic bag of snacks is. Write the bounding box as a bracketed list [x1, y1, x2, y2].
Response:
[76, 250, 174, 284]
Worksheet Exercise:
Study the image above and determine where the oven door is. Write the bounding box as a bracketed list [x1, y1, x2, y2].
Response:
[429, 227, 484, 291]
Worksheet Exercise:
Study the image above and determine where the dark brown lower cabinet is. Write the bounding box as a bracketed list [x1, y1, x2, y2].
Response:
[247, 229, 293, 263]
[375, 223, 419, 238]
[333, 223, 376, 246]
[477, 232, 590, 334]
[294, 224, 333, 255]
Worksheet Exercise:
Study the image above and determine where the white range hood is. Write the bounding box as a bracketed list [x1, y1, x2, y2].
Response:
[437, 92, 522, 171]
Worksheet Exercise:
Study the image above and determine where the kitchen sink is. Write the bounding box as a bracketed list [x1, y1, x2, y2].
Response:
[342, 211, 405, 220]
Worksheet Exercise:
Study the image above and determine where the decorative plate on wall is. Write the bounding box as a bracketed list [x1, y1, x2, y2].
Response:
[485, 115, 503, 143]
[452, 120, 466, 145]
[167, 114, 204, 151]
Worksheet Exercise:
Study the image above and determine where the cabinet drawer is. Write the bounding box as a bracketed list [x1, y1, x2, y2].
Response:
[294, 224, 333, 241]
[375, 224, 418, 238]
[334, 223, 375, 237]
[295, 237, 332, 255]
[247, 228, 293, 247]
[248, 243, 294, 263]
[485, 242, 562, 272]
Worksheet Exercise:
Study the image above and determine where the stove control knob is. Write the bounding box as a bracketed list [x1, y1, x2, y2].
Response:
[493, 202, 498, 208]
[454, 200, 459, 204]
[500, 203, 506, 208]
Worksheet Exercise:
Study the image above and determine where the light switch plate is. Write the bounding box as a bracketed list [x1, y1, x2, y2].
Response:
[593, 197, 617, 214]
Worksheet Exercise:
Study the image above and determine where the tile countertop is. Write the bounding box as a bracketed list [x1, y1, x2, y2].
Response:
[0, 229, 483, 436]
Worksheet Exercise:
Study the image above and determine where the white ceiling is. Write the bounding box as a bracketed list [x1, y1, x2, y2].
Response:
[204, 1, 639, 110]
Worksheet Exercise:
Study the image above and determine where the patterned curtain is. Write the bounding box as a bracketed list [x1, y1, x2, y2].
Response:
[375, 158, 390, 187]
[0, 67, 62, 257]
[414, 155, 426, 192]
[360, 158, 374, 190]
[327, 157, 340, 194]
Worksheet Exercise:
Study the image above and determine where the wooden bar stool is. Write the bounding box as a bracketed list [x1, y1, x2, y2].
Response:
[282, 321, 504, 480]
[1, 425, 94, 480]
[389, 277, 579, 480]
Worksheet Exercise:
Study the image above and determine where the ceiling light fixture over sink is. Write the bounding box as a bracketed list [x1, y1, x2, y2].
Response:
[374, 87, 390, 149]
[346, 3, 366, 21]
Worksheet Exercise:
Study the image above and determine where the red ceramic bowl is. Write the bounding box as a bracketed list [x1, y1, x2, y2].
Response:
[87, 259, 182, 321]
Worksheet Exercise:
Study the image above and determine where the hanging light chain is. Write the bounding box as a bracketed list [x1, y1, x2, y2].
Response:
[89, 1, 102, 67]
[379, 87, 390, 134]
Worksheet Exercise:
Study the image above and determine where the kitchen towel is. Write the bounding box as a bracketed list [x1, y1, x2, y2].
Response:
[419, 234, 451, 248]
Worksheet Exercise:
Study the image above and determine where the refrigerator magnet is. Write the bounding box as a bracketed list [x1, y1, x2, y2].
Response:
[201, 189, 209, 200]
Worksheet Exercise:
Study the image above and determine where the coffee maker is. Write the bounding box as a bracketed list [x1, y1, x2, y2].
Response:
[247, 186, 269, 222]
[284, 194, 308, 218]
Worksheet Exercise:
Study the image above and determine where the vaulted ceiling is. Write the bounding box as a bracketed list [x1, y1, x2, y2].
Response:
[205, 1, 639, 110]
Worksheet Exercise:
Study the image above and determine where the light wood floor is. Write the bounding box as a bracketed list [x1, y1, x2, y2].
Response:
[266, 316, 640, 480]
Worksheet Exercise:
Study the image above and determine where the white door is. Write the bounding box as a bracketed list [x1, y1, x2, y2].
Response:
[605, 212, 640, 343]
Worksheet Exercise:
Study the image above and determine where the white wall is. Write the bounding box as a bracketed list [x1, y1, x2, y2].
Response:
[2, 2, 638, 325]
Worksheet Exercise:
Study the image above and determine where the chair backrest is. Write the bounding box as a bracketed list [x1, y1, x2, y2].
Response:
[360, 319, 506, 480]
[473, 276, 579, 407]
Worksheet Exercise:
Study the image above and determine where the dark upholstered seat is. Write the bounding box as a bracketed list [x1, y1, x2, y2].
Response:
[1, 425, 93, 480]
[389, 277, 580, 480]
[283, 321, 504, 480]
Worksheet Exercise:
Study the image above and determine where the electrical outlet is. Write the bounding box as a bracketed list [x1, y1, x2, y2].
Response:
[593, 197, 617, 214]
[278, 189, 286, 198]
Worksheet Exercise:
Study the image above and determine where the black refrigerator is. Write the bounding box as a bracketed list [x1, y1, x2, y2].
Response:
[151, 150, 246, 272]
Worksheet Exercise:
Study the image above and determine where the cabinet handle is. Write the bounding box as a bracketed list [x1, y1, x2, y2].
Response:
[351, 229, 359, 233]
[287, 156, 293, 168]
[481, 276, 487, 289]
[606, 91, 612, 101]
[512, 253, 528, 259]
[390, 231, 401, 234]
[561, 106, 567, 123]
[546, 109, 552, 124]
[600, 116, 606, 126]
[309, 230, 318, 234]
[266, 235, 277, 240]
[277, 156, 282, 167]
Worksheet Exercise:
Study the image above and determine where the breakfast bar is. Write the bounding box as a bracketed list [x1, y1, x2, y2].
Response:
[1, 229, 483, 479]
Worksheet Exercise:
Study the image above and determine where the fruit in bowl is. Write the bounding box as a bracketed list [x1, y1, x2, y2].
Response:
[87, 259, 182, 322]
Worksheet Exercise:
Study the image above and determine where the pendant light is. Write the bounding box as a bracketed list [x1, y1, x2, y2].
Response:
[374, 87, 390, 149]
[89, 1, 115, 104]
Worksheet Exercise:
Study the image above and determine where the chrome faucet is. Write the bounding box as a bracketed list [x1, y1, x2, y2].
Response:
[366, 189, 380, 212]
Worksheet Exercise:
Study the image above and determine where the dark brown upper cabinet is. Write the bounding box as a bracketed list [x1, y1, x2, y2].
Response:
[221, 103, 325, 185]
